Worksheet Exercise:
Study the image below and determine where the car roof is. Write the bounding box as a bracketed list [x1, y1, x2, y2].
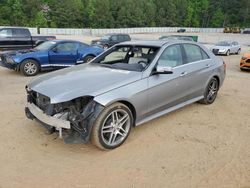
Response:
[117, 40, 168, 47]
[118, 40, 196, 47]
[105, 33, 130, 36]
[51, 39, 82, 43]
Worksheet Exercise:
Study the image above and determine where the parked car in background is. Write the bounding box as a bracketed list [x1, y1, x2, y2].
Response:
[91, 33, 131, 49]
[25, 40, 226, 150]
[243, 30, 250, 34]
[211, 41, 241, 56]
[0, 40, 104, 76]
[177, 29, 186, 33]
[240, 52, 250, 71]
[0, 27, 56, 51]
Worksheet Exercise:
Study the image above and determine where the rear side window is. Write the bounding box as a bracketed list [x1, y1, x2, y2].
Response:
[183, 44, 209, 63]
[55, 42, 78, 52]
[111, 35, 118, 41]
[15, 29, 30, 37]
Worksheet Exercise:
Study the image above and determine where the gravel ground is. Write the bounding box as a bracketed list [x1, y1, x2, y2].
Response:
[0, 33, 250, 188]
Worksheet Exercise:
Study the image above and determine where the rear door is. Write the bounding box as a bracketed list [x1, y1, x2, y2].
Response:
[180, 43, 213, 99]
[48, 42, 79, 67]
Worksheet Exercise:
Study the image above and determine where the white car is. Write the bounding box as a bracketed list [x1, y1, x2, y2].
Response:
[211, 41, 241, 56]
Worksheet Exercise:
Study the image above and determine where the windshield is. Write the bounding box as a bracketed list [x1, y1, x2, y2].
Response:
[35, 41, 57, 51]
[101, 35, 111, 40]
[216, 41, 230, 46]
[92, 45, 159, 72]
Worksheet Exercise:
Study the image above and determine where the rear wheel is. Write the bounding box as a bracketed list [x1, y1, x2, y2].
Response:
[226, 50, 230, 56]
[236, 49, 241, 55]
[200, 78, 219, 105]
[20, 59, 39, 76]
[91, 102, 133, 150]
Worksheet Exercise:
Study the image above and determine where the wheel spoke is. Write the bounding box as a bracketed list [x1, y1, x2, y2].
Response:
[117, 130, 126, 137]
[102, 124, 113, 129]
[118, 114, 128, 126]
[102, 129, 113, 133]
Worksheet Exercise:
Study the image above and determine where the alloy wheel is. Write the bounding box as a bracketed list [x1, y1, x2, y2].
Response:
[101, 109, 130, 147]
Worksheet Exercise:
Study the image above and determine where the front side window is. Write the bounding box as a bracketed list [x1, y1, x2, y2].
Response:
[54, 42, 78, 52]
[183, 44, 206, 63]
[158, 45, 183, 68]
[0, 29, 13, 37]
[111, 35, 118, 41]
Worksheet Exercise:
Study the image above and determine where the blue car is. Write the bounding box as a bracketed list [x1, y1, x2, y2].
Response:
[0, 40, 104, 76]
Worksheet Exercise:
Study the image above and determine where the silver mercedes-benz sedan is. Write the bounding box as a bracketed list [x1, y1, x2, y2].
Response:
[25, 40, 226, 150]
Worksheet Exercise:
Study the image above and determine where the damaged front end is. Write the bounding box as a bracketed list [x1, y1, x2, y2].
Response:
[25, 89, 104, 144]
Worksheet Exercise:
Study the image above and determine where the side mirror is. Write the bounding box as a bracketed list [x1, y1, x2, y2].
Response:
[152, 65, 173, 75]
[52, 48, 58, 53]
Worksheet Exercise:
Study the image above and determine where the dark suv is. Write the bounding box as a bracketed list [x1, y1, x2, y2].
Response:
[91, 33, 131, 49]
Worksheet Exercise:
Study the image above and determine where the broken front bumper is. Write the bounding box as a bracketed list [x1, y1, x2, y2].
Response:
[25, 102, 71, 138]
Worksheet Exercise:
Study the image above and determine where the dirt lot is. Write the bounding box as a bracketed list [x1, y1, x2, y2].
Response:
[0, 34, 250, 188]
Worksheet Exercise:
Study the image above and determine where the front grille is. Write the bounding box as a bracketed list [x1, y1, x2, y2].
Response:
[212, 49, 219, 54]
[246, 59, 250, 63]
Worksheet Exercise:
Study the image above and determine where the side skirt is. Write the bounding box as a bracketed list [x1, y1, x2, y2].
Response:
[135, 96, 204, 126]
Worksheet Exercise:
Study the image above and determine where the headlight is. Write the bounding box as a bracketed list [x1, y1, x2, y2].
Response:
[6, 56, 15, 64]
[241, 57, 247, 60]
[219, 49, 226, 52]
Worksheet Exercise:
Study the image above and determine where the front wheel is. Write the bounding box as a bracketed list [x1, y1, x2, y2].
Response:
[226, 50, 230, 56]
[20, 59, 39, 76]
[236, 49, 241, 55]
[83, 55, 95, 63]
[91, 102, 133, 150]
[199, 78, 219, 105]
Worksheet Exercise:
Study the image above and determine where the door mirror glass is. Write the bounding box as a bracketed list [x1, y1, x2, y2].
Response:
[153, 65, 173, 75]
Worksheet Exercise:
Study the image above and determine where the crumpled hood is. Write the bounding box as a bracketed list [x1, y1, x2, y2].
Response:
[28, 64, 142, 104]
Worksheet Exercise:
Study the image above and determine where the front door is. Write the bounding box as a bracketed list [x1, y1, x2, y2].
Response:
[147, 44, 188, 116]
[49, 42, 79, 67]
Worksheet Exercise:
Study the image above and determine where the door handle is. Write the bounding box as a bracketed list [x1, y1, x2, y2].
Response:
[180, 71, 187, 77]
[205, 64, 210, 68]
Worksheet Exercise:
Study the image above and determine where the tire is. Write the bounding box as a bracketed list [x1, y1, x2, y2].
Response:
[83, 55, 95, 63]
[226, 50, 230, 56]
[20, 59, 39, 76]
[236, 49, 241, 55]
[199, 78, 219, 105]
[91, 102, 133, 150]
